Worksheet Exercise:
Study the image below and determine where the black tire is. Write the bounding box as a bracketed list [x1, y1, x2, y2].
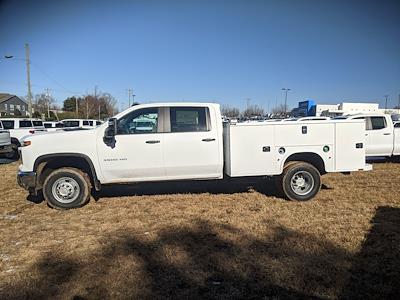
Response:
[4, 142, 19, 160]
[280, 162, 321, 201]
[43, 167, 91, 209]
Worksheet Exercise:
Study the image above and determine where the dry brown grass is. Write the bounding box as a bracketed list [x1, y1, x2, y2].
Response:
[0, 161, 399, 299]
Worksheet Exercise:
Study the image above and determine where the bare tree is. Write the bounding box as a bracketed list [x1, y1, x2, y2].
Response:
[221, 105, 240, 118]
[243, 104, 264, 118]
[271, 104, 289, 115]
[34, 93, 55, 116]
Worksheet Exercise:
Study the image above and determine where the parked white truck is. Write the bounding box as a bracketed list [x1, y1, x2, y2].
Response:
[337, 114, 400, 158]
[0, 118, 47, 159]
[17, 103, 371, 209]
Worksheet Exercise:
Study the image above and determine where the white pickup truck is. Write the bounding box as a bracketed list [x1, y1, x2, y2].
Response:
[17, 103, 371, 209]
[337, 114, 400, 158]
[0, 118, 47, 159]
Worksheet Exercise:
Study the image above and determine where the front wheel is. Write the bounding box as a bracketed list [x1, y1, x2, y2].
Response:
[43, 168, 91, 209]
[279, 162, 321, 201]
[4, 143, 19, 159]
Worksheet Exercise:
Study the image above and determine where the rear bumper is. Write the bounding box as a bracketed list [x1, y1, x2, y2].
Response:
[17, 171, 37, 190]
[0, 144, 12, 154]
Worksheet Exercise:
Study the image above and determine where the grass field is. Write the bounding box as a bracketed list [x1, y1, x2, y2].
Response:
[0, 161, 399, 299]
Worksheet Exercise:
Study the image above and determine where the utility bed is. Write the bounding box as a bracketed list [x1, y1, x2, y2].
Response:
[223, 120, 370, 177]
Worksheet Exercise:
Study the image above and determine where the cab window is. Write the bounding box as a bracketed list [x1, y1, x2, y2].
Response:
[63, 121, 80, 127]
[1, 120, 15, 129]
[117, 108, 159, 134]
[170, 107, 209, 132]
[394, 123, 400, 128]
[33, 121, 43, 127]
[369, 117, 386, 130]
[20, 120, 33, 128]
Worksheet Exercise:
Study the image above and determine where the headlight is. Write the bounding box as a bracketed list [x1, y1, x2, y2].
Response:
[22, 141, 31, 147]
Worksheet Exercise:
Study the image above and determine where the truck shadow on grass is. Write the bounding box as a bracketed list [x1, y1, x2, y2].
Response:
[1, 207, 399, 299]
[26, 178, 284, 205]
[94, 178, 283, 200]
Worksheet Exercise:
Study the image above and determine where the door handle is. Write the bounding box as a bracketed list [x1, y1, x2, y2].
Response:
[146, 140, 160, 144]
[383, 133, 391, 136]
[202, 138, 216, 142]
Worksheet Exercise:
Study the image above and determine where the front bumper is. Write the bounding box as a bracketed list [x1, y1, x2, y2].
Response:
[0, 144, 12, 154]
[17, 171, 37, 191]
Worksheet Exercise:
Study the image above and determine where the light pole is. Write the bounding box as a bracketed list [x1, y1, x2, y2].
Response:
[384, 95, 389, 114]
[1, 43, 33, 117]
[282, 88, 291, 115]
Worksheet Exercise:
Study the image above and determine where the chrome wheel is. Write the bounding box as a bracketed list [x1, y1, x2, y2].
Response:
[51, 177, 80, 204]
[290, 171, 314, 196]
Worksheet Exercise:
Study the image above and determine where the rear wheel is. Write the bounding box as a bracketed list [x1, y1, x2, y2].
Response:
[279, 162, 321, 201]
[43, 167, 91, 209]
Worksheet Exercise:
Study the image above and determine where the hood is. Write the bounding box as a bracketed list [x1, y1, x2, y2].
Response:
[23, 128, 99, 155]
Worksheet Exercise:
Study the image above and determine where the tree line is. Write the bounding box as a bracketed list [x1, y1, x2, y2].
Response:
[30, 88, 118, 120]
[221, 103, 290, 119]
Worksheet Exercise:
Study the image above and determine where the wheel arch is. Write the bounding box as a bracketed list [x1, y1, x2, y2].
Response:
[283, 152, 326, 175]
[34, 153, 101, 191]
[11, 137, 20, 146]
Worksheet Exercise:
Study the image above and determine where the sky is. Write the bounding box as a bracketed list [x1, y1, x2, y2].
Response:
[0, 0, 399, 111]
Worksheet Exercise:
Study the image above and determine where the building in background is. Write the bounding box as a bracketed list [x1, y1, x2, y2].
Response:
[292, 100, 316, 117]
[0, 93, 28, 116]
[292, 101, 388, 117]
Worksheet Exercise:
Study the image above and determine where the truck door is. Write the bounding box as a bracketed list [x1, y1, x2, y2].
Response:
[163, 106, 221, 180]
[97, 107, 165, 183]
[365, 116, 393, 156]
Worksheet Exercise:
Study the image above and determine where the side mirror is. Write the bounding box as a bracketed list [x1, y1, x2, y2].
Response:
[103, 118, 117, 146]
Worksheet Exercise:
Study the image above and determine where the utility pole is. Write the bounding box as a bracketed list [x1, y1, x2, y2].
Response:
[282, 88, 291, 115]
[398, 94, 400, 112]
[246, 98, 251, 110]
[75, 96, 79, 117]
[86, 96, 89, 119]
[25, 43, 33, 117]
[127, 88, 133, 108]
[384, 95, 389, 114]
[132, 94, 136, 105]
[45, 88, 51, 119]
[95, 86, 100, 120]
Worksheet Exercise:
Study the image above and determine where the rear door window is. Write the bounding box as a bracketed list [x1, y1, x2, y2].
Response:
[1, 120, 15, 129]
[44, 123, 52, 128]
[33, 121, 43, 127]
[170, 107, 209, 132]
[19, 120, 33, 128]
[369, 117, 386, 130]
[63, 121, 80, 127]
[83, 121, 90, 126]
